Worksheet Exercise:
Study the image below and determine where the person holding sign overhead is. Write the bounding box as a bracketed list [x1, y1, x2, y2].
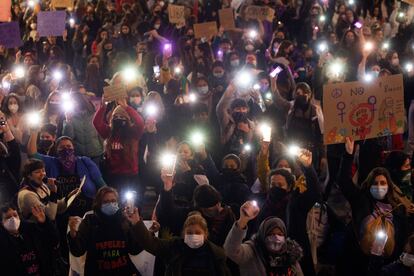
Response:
[93, 96, 144, 199]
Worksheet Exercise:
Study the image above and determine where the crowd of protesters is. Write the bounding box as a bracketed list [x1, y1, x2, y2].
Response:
[1, 0, 414, 275]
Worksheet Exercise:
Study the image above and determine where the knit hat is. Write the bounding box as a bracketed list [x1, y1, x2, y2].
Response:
[222, 154, 241, 169]
[193, 185, 222, 208]
[112, 105, 131, 121]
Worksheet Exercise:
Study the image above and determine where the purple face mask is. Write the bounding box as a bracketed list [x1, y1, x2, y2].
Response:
[57, 148, 76, 172]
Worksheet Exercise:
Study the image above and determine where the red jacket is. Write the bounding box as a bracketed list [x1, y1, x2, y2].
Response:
[93, 105, 144, 175]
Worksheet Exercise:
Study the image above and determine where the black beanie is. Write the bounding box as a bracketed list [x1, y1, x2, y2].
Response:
[193, 185, 222, 208]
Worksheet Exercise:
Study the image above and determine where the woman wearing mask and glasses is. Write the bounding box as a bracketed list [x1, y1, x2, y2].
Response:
[128, 208, 231, 276]
[68, 186, 145, 276]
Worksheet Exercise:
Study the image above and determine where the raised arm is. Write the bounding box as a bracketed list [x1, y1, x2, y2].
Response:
[224, 201, 259, 265]
[337, 137, 362, 206]
[93, 104, 111, 139]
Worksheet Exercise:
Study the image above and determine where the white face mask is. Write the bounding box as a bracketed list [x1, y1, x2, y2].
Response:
[8, 104, 19, 114]
[3, 217, 20, 232]
[184, 234, 204, 249]
[265, 234, 286, 253]
[370, 185, 388, 200]
[279, 167, 292, 174]
[401, 253, 414, 267]
[245, 44, 254, 52]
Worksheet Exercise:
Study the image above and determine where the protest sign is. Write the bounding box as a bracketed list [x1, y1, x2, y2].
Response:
[246, 6, 275, 22]
[37, 11, 66, 37]
[219, 8, 235, 30]
[0, 0, 11, 22]
[51, 0, 74, 8]
[193, 21, 217, 39]
[323, 74, 404, 145]
[103, 84, 128, 102]
[168, 4, 185, 25]
[0, 22, 22, 48]
[130, 221, 157, 276]
[402, 0, 414, 6]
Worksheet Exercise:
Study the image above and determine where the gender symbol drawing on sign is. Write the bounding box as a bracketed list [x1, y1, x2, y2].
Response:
[348, 97, 376, 140]
[378, 97, 400, 134]
[336, 102, 346, 123]
[331, 88, 342, 99]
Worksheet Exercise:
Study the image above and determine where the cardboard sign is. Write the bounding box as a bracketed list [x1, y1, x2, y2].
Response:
[168, 4, 185, 25]
[103, 84, 128, 102]
[219, 8, 235, 30]
[246, 6, 275, 22]
[402, 0, 414, 6]
[37, 11, 66, 37]
[130, 221, 157, 276]
[323, 74, 405, 145]
[0, 0, 11, 22]
[0, 22, 22, 48]
[193, 21, 217, 39]
[52, 0, 74, 8]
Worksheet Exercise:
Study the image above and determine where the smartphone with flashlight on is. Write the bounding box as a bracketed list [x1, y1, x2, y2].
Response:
[161, 153, 177, 177]
[125, 191, 137, 215]
[153, 65, 160, 77]
[269, 66, 283, 78]
[242, 200, 259, 217]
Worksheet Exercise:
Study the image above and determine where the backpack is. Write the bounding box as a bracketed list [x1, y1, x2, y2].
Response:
[359, 205, 396, 257]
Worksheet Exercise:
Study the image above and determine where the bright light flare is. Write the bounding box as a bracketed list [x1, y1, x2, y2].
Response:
[288, 145, 300, 156]
[69, 18, 75, 28]
[53, 70, 63, 81]
[13, 66, 25, 79]
[405, 63, 413, 73]
[145, 104, 158, 117]
[190, 131, 204, 146]
[122, 66, 137, 83]
[364, 42, 374, 52]
[27, 111, 41, 127]
[248, 30, 258, 39]
[260, 123, 272, 142]
[319, 15, 326, 22]
[318, 42, 328, 53]
[236, 70, 253, 88]
[376, 230, 386, 239]
[329, 61, 344, 77]
[364, 73, 374, 82]
[243, 144, 252, 152]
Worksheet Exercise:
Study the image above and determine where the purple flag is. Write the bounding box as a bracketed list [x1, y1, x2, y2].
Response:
[37, 11, 66, 37]
[0, 22, 22, 48]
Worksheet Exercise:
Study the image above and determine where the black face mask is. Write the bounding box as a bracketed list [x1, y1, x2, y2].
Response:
[295, 95, 309, 110]
[38, 139, 53, 151]
[232, 111, 248, 123]
[112, 118, 128, 131]
[222, 168, 240, 178]
[269, 186, 289, 202]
